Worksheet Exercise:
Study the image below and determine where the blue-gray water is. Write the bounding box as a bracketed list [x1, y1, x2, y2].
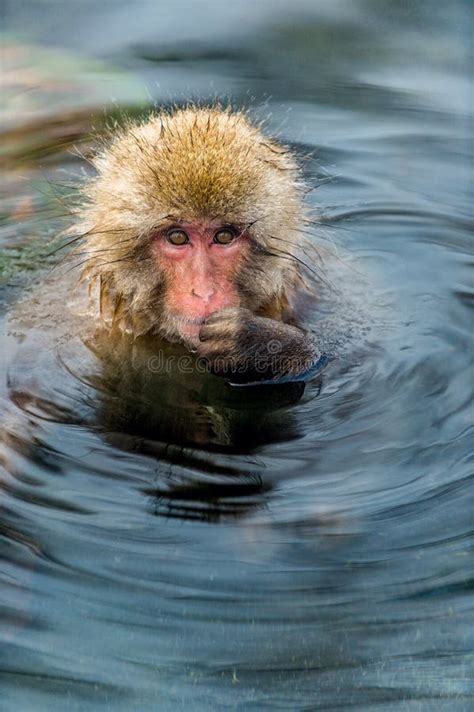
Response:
[1, 1, 473, 710]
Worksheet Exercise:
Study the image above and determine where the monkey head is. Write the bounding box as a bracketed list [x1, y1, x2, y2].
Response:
[77, 107, 308, 346]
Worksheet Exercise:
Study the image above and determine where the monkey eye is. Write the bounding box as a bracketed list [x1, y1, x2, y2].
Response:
[213, 228, 236, 245]
[167, 229, 189, 246]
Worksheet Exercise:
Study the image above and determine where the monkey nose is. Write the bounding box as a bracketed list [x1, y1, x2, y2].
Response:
[191, 286, 215, 302]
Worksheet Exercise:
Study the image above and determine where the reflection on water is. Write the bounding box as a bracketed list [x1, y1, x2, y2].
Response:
[1, 1, 473, 710]
[7, 328, 307, 521]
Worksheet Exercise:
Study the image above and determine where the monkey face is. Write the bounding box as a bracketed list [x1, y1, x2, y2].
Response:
[148, 219, 248, 342]
[77, 108, 307, 343]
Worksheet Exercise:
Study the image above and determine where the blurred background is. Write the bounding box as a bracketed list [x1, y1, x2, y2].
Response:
[2, 0, 472, 156]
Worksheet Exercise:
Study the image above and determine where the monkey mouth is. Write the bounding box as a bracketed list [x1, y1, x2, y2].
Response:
[170, 314, 207, 326]
[168, 312, 207, 344]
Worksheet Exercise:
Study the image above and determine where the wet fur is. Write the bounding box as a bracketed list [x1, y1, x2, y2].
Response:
[198, 307, 319, 382]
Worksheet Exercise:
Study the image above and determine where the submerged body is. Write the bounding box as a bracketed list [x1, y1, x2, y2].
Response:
[75, 106, 322, 383]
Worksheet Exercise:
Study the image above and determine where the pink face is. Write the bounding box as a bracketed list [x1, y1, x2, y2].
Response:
[151, 220, 248, 341]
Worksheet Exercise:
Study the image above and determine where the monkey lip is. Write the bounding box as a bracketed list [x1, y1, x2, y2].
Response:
[170, 314, 207, 326]
[169, 312, 209, 343]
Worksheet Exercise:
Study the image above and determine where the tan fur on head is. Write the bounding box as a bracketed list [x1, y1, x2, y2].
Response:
[76, 105, 309, 339]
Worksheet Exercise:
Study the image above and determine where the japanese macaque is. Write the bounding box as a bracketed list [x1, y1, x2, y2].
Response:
[75, 106, 324, 383]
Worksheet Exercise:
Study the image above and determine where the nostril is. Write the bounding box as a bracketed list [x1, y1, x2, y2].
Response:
[191, 287, 215, 301]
